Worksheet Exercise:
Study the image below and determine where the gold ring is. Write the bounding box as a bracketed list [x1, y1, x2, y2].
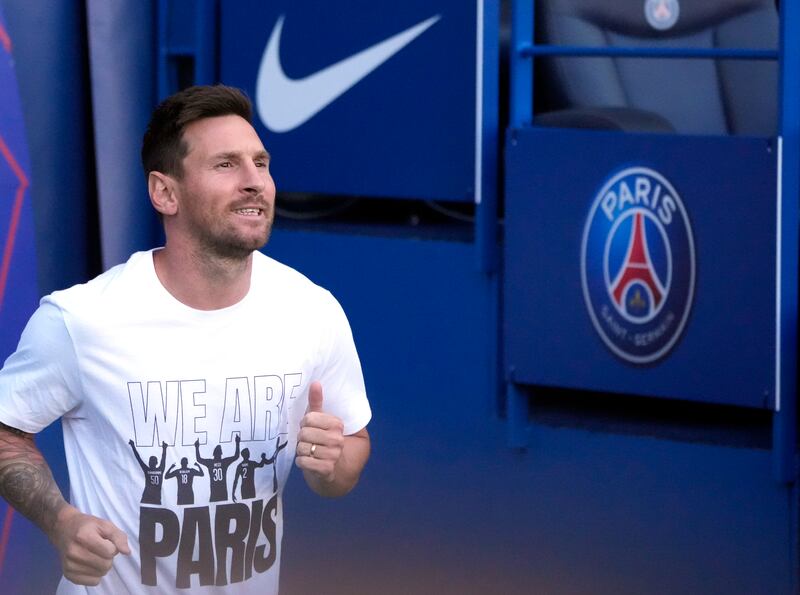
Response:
[310, 443, 317, 457]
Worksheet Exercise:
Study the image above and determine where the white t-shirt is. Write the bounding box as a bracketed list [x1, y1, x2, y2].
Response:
[0, 249, 371, 594]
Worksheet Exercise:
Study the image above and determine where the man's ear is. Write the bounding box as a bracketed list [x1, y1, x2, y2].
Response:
[148, 171, 178, 216]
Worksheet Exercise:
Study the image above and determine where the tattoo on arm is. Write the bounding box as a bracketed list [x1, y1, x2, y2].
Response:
[0, 422, 67, 540]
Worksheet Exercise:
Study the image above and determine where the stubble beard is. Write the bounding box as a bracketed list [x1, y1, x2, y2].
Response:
[195, 204, 275, 262]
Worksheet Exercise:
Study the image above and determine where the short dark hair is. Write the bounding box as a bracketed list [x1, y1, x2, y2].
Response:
[141, 85, 253, 179]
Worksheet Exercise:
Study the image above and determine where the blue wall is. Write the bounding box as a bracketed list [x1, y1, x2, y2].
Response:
[2, 0, 100, 295]
[267, 229, 795, 594]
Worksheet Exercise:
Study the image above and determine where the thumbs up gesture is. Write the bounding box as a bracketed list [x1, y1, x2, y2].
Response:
[295, 381, 345, 484]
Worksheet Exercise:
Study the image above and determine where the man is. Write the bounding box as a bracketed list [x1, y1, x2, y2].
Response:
[0, 85, 371, 593]
[165, 457, 204, 506]
[233, 438, 288, 502]
[195, 434, 241, 503]
[231, 447, 268, 502]
[129, 439, 169, 505]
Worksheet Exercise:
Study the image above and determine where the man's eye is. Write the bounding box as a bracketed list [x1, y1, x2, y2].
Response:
[218, 161, 232, 168]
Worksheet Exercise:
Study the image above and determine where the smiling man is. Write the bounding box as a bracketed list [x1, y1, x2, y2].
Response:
[0, 85, 371, 594]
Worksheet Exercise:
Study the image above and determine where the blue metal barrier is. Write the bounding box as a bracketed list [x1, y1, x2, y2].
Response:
[519, 45, 778, 60]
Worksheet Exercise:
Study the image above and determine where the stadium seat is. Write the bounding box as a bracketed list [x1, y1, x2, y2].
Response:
[534, 0, 779, 135]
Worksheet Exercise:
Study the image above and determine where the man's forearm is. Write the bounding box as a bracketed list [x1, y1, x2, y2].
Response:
[304, 428, 370, 498]
[0, 422, 69, 541]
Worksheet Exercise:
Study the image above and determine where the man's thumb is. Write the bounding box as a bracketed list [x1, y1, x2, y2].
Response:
[101, 523, 131, 556]
[307, 381, 324, 413]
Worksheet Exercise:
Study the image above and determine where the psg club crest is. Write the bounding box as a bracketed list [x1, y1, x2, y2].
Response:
[581, 167, 695, 364]
[645, 0, 680, 31]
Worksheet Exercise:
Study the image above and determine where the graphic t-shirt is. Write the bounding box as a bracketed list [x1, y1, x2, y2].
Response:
[0, 249, 371, 594]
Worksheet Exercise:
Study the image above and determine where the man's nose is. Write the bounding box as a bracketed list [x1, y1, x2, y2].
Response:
[241, 161, 266, 193]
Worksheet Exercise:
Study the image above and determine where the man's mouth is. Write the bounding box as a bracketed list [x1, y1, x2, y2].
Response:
[233, 208, 264, 216]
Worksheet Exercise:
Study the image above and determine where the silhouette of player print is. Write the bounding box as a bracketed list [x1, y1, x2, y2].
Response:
[231, 448, 268, 502]
[266, 437, 289, 494]
[195, 434, 240, 502]
[165, 457, 204, 505]
[128, 440, 168, 505]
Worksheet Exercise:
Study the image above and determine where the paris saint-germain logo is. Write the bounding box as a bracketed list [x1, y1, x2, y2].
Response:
[645, 0, 680, 31]
[581, 167, 695, 364]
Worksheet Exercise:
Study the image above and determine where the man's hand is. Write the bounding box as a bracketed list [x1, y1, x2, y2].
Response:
[295, 382, 345, 484]
[0, 422, 130, 586]
[50, 505, 130, 586]
[295, 381, 370, 497]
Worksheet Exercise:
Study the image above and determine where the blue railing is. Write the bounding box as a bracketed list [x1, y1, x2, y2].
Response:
[519, 45, 778, 60]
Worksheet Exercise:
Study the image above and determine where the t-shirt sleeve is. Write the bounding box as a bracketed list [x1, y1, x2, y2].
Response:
[314, 292, 371, 435]
[0, 300, 84, 433]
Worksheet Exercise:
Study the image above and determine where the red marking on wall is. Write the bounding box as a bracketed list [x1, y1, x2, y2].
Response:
[0, 131, 26, 577]
[0, 24, 22, 581]
[0, 134, 29, 313]
[0, 505, 14, 578]
[0, 24, 11, 54]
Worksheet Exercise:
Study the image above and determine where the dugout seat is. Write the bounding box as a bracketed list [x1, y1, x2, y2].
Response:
[534, 0, 779, 135]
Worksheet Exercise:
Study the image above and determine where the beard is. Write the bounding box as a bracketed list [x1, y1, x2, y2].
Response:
[191, 203, 275, 261]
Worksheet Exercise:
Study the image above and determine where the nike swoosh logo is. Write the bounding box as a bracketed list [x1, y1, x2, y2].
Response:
[256, 14, 441, 133]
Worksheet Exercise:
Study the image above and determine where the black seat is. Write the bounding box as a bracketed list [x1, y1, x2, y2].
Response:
[535, 0, 778, 135]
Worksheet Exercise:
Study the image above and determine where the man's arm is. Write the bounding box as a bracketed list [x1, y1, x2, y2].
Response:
[159, 441, 168, 469]
[194, 439, 209, 465]
[128, 439, 148, 473]
[231, 466, 242, 502]
[0, 422, 68, 538]
[295, 382, 371, 498]
[0, 422, 130, 586]
[223, 434, 241, 464]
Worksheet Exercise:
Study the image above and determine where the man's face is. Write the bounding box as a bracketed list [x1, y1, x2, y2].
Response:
[171, 114, 276, 259]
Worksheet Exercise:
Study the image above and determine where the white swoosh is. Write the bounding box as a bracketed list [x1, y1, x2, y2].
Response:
[256, 14, 441, 133]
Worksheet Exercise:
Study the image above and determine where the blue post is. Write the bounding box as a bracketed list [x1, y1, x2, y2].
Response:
[774, 0, 800, 485]
[157, 0, 170, 100]
[510, 0, 533, 128]
[194, 0, 218, 86]
[505, 0, 533, 448]
[475, 0, 500, 274]
[157, 0, 219, 98]
[507, 371, 529, 449]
